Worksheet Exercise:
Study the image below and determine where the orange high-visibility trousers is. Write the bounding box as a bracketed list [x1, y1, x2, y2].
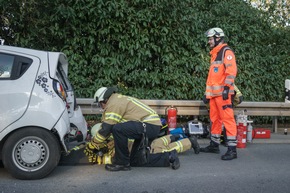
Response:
[209, 96, 237, 145]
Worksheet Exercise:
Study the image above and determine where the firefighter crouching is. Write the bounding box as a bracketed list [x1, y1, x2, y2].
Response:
[87, 123, 200, 166]
[84, 87, 189, 171]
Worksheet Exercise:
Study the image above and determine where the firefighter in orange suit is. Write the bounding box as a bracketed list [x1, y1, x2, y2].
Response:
[203, 84, 243, 146]
[84, 87, 181, 171]
[200, 27, 238, 160]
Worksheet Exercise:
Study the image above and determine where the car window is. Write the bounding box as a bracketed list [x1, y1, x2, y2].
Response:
[56, 62, 72, 91]
[0, 53, 32, 80]
[0, 54, 14, 78]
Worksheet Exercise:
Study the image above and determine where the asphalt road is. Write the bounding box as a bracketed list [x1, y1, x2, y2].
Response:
[1, 136, 290, 193]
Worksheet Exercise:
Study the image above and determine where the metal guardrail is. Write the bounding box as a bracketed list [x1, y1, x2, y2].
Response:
[77, 98, 290, 133]
[77, 98, 290, 116]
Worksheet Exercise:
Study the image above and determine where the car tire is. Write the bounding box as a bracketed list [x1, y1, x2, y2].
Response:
[2, 127, 61, 180]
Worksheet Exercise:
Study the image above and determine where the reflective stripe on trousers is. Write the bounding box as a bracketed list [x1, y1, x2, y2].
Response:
[150, 135, 192, 154]
[209, 96, 237, 146]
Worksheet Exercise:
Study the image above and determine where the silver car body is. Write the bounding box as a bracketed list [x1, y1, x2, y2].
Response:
[0, 45, 87, 153]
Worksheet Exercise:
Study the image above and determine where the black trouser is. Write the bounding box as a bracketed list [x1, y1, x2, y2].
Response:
[130, 151, 171, 167]
[112, 121, 160, 166]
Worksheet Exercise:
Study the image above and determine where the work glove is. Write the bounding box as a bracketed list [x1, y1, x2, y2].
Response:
[84, 141, 107, 163]
[108, 148, 115, 158]
[84, 142, 98, 163]
[107, 139, 115, 151]
[202, 95, 209, 104]
[222, 86, 229, 100]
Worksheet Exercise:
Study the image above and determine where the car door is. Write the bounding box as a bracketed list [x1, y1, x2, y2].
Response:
[0, 52, 40, 132]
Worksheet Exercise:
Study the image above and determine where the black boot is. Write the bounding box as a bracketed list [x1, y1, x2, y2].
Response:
[221, 146, 237, 160]
[169, 150, 180, 170]
[200, 141, 220, 153]
[188, 136, 200, 154]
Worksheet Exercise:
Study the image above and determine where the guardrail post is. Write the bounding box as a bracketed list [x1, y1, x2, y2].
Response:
[272, 116, 278, 133]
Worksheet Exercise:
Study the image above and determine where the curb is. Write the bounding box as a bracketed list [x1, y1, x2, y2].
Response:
[197, 133, 290, 144]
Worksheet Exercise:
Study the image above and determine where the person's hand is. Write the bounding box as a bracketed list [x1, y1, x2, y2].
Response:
[222, 86, 229, 100]
[202, 95, 209, 104]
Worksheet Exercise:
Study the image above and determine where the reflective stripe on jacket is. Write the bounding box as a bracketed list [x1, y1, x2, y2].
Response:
[102, 93, 162, 126]
[206, 44, 237, 99]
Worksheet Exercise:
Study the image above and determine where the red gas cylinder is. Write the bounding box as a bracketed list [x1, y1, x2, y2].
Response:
[165, 105, 177, 134]
[237, 122, 247, 148]
[236, 110, 248, 148]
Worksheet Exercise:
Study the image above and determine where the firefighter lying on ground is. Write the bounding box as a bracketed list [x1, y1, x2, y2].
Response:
[85, 123, 200, 168]
[150, 134, 200, 154]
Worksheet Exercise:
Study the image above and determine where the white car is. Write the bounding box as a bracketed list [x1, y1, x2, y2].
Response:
[0, 41, 88, 180]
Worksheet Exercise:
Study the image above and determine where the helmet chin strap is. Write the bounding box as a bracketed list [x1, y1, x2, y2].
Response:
[214, 37, 224, 47]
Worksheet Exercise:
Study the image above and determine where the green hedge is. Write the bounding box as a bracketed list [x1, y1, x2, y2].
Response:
[1, 0, 290, 124]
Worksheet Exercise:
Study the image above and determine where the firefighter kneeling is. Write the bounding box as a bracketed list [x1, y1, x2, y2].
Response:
[84, 123, 200, 169]
[84, 87, 200, 171]
[85, 122, 200, 169]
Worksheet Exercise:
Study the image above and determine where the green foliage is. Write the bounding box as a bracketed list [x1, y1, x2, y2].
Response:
[1, 0, 290, 124]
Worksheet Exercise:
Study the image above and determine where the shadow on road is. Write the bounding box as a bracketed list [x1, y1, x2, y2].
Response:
[59, 149, 89, 166]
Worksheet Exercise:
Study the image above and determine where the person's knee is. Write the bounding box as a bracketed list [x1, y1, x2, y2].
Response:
[112, 124, 122, 134]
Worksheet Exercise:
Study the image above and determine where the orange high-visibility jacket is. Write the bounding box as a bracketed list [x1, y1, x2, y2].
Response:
[205, 43, 237, 99]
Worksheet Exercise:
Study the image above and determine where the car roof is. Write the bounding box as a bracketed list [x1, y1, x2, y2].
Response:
[0, 45, 68, 77]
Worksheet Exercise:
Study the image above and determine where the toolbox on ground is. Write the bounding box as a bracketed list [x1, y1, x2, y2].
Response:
[252, 128, 271, 139]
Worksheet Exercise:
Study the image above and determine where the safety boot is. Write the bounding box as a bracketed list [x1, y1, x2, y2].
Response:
[169, 150, 180, 170]
[200, 141, 220, 153]
[221, 146, 237, 160]
[189, 136, 200, 154]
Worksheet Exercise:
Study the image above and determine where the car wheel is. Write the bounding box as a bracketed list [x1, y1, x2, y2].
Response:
[2, 127, 61, 180]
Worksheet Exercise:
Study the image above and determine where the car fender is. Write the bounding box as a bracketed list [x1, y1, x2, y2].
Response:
[70, 105, 88, 141]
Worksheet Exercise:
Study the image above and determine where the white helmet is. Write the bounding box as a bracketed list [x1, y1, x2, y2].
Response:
[94, 87, 108, 103]
[205, 27, 225, 38]
[91, 123, 102, 137]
